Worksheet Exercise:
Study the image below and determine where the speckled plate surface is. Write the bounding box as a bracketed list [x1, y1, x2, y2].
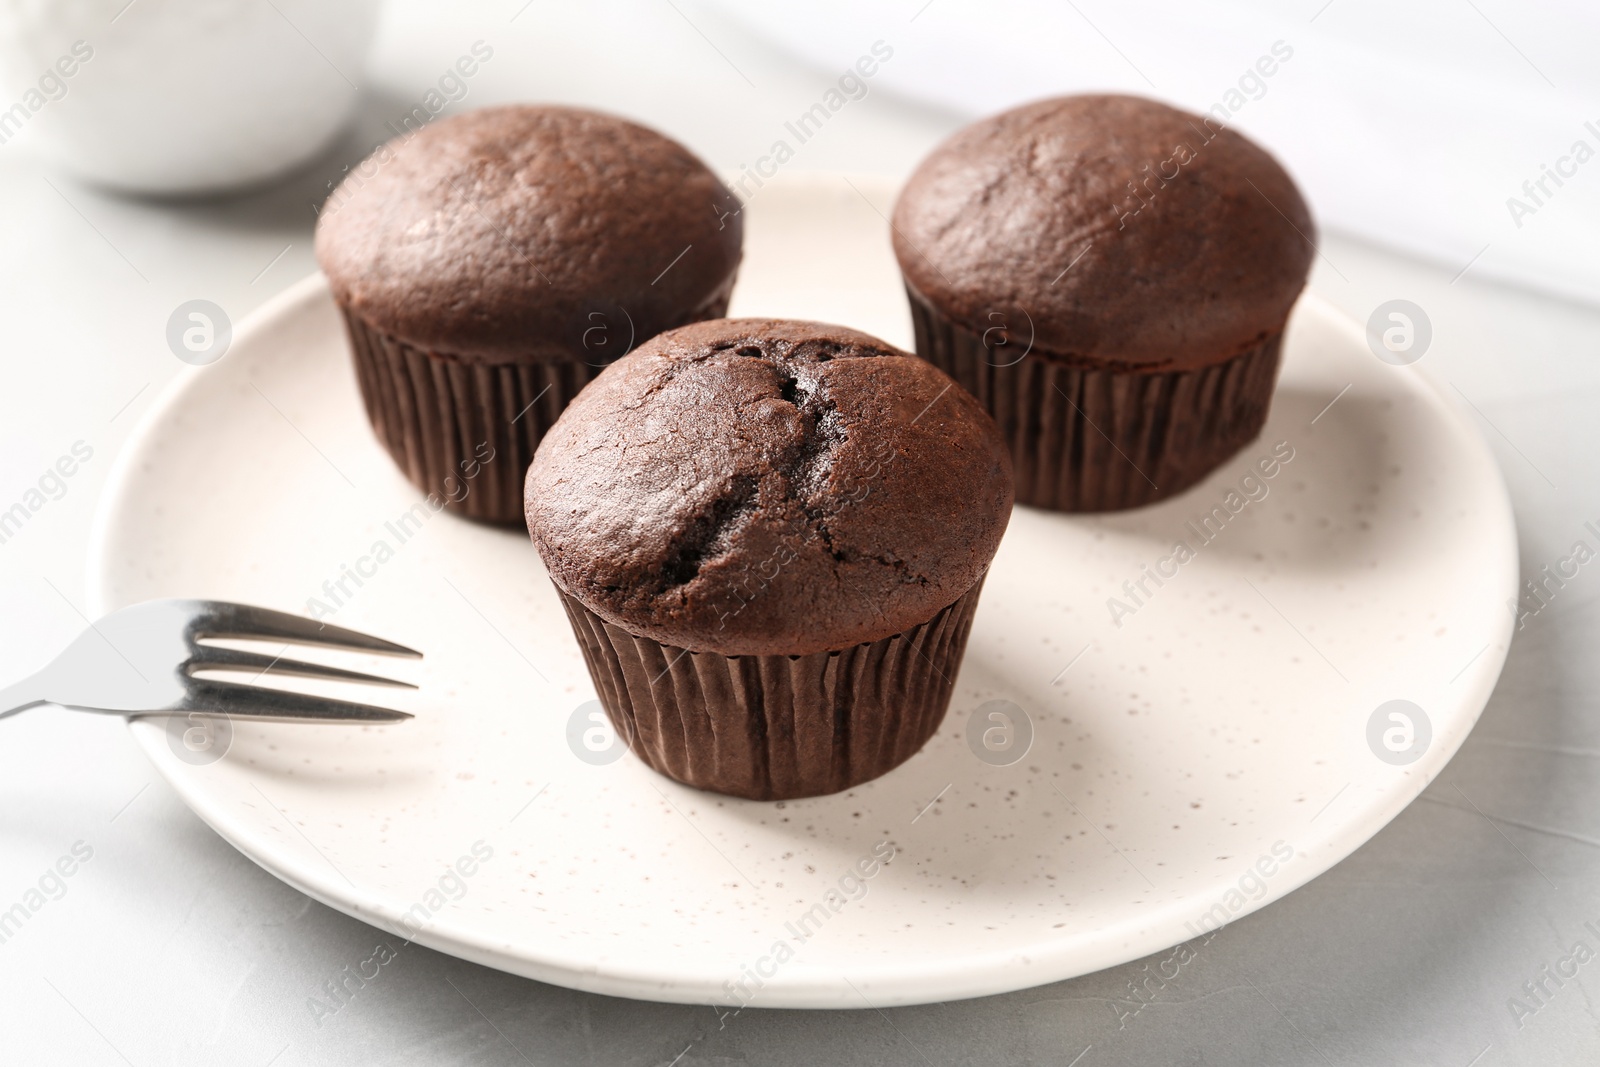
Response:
[87, 174, 1516, 1008]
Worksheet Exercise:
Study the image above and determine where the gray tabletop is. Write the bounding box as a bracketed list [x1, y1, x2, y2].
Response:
[2, 5, 1597, 1065]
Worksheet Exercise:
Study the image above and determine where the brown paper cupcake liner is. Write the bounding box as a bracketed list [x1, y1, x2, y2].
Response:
[339, 283, 734, 525]
[906, 286, 1283, 512]
[556, 577, 986, 801]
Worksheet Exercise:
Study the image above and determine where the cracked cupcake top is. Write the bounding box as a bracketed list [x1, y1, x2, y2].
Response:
[524, 318, 1013, 656]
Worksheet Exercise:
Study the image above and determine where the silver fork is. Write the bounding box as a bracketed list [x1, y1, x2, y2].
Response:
[0, 599, 420, 723]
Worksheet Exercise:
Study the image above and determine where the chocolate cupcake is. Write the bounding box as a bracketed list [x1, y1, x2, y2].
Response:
[315, 105, 743, 523]
[892, 94, 1314, 512]
[525, 319, 1013, 800]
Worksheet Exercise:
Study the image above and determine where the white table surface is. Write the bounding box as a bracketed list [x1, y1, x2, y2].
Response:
[3, 3, 1598, 1064]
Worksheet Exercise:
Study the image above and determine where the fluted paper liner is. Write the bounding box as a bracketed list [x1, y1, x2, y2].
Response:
[906, 286, 1283, 512]
[556, 578, 987, 801]
[337, 284, 733, 524]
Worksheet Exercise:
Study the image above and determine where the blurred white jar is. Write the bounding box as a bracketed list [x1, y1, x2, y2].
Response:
[0, 0, 382, 195]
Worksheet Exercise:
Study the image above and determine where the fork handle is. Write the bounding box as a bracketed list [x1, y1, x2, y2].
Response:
[0, 672, 48, 719]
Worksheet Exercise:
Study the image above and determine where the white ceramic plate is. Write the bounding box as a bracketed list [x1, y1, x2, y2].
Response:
[88, 175, 1516, 1008]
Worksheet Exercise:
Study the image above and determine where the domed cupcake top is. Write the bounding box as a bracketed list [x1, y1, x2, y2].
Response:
[892, 94, 1315, 371]
[524, 318, 1013, 656]
[315, 105, 742, 363]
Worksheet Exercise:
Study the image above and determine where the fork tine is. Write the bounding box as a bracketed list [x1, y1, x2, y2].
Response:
[187, 647, 417, 689]
[173, 681, 413, 722]
[196, 603, 422, 658]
